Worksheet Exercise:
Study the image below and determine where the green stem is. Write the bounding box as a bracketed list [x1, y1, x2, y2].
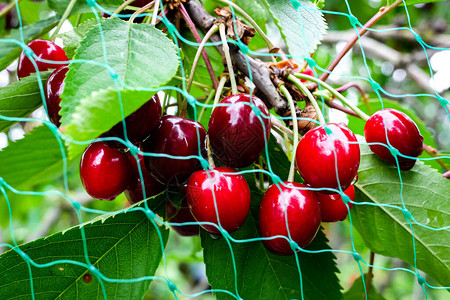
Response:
[173, 76, 212, 90]
[294, 73, 370, 121]
[129, 2, 154, 23]
[151, 0, 160, 25]
[212, 76, 228, 109]
[219, 23, 238, 95]
[258, 157, 265, 190]
[287, 74, 326, 125]
[279, 84, 298, 183]
[113, 0, 136, 16]
[50, 0, 78, 39]
[74, 14, 83, 27]
[186, 24, 219, 93]
[215, 0, 275, 52]
[197, 89, 216, 122]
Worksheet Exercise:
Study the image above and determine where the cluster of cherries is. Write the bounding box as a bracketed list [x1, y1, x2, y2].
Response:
[18, 37, 424, 256]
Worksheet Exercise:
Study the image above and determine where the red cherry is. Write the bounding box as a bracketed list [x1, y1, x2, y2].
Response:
[18, 39, 68, 80]
[45, 66, 68, 127]
[259, 182, 321, 255]
[318, 184, 355, 222]
[295, 123, 360, 193]
[208, 93, 271, 168]
[143, 116, 207, 186]
[124, 153, 165, 204]
[102, 95, 162, 146]
[300, 66, 314, 82]
[364, 109, 423, 171]
[80, 142, 130, 200]
[186, 167, 251, 235]
[167, 199, 200, 237]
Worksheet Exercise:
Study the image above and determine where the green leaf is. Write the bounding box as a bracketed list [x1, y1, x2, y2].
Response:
[344, 275, 386, 300]
[58, 18, 98, 59]
[48, 0, 122, 16]
[201, 168, 342, 299]
[0, 16, 60, 71]
[202, 220, 342, 299]
[387, 0, 445, 5]
[0, 198, 169, 299]
[0, 71, 51, 133]
[64, 88, 155, 158]
[0, 125, 72, 189]
[352, 142, 450, 287]
[261, 0, 327, 59]
[347, 99, 445, 172]
[60, 18, 179, 157]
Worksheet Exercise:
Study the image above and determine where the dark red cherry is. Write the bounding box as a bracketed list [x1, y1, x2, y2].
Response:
[186, 167, 250, 235]
[143, 116, 207, 186]
[80, 142, 130, 200]
[364, 109, 423, 171]
[259, 182, 321, 255]
[208, 93, 271, 168]
[18, 39, 68, 80]
[45, 66, 68, 127]
[125, 153, 165, 204]
[296, 123, 360, 193]
[102, 95, 161, 146]
[318, 184, 355, 222]
[167, 199, 200, 237]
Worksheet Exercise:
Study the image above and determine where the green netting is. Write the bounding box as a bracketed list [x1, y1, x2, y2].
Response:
[0, 0, 449, 299]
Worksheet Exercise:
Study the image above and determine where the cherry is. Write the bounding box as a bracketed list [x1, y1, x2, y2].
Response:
[208, 94, 271, 168]
[300, 66, 314, 82]
[143, 116, 207, 186]
[186, 167, 250, 235]
[318, 184, 355, 222]
[45, 66, 68, 127]
[295, 123, 360, 193]
[80, 142, 130, 200]
[124, 153, 165, 204]
[259, 182, 321, 255]
[17, 39, 68, 80]
[167, 198, 200, 237]
[102, 95, 162, 146]
[364, 109, 423, 171]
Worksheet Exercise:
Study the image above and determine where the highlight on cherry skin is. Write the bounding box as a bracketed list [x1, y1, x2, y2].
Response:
[186, 167, 251, 235]
[318, 184, 355, 222]
[295, 123, 360, 193]
[17, 39, 68, 80]
[364, 108, 424, 171]
[208, 93, 271, 168]
[259, 182, 321, 256]
[80, 142, 130, 201]
[45, 66, 68, 127]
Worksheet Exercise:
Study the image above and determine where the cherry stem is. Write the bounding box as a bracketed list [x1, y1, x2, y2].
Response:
[279, 84, 298, 183]
[287, 74, 326, 125]
[423, 143, 449, 171]
[294, 73, 370, 121]
[0, 0, 21, 18]
[50, 0, 78, 40]
[113, 0, 137, 16]
[215, 0, 275, 52]
[365, 251, 375, 295]
[197, 89, 216, 122]
[179, 3, 219, 90]
[206, 136, 216, 169]
[219, 23, 238, 95]
[186, 24, 219, 93]
[318, 0, 403, 85]
[151, 0, 160, 25]
[271, 116, 294, 138]
[212, 76, 228, 109]
[130, 2, 154, 23]
[336, 82, 371, 114]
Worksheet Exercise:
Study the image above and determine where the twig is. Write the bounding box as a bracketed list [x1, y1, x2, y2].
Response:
[113, 0, 138, 16]
[318, 0, 403, 84]
[129, 2, 154, 23]
[423, 143, 449, 171]
[179, 2, 220, 90]
[365, 251, 375, 296]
